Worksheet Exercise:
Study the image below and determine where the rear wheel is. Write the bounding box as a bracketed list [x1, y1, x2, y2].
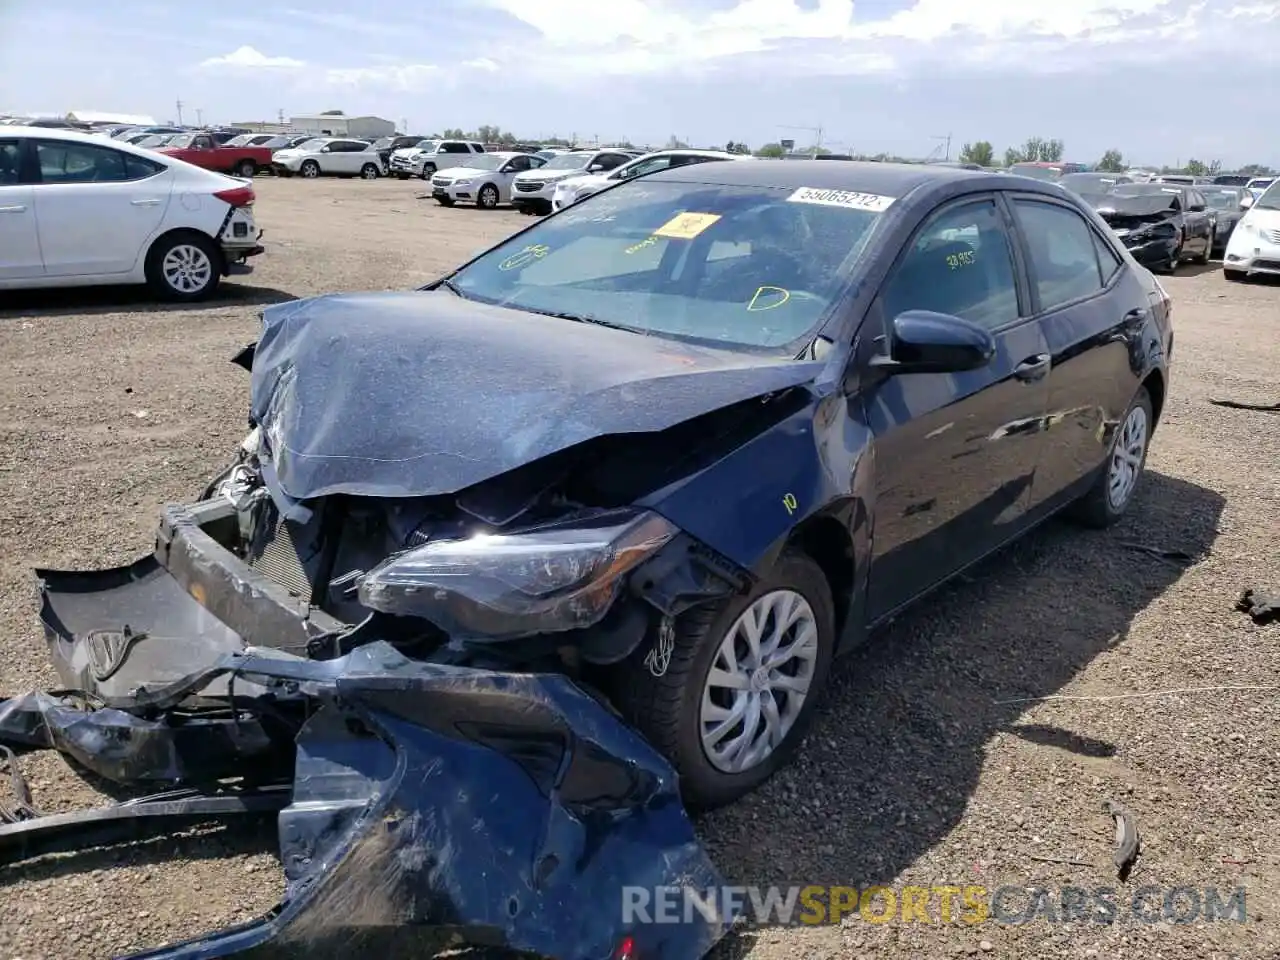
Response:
[146, 232, 221, 302]
[611, 550, 836, 810]
[236, 159, 256, 178]
[1067, 386, 1153, 528]
[477, 184, 499, 209]
[1195, 227, 1213, 264]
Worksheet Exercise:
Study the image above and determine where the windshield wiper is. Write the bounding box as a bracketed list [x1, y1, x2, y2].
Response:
[525, 308, 642, 334]
[435, 277, 467, 298]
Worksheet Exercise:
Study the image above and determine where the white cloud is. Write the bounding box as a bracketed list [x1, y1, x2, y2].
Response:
[322, 63, 438, 90]
[463, 57, 500, 71]
[200, 45, 304, 69]
[479, 0, 1280, 76]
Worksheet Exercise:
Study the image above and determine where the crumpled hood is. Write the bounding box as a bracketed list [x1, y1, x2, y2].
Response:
[250, 291, 824, 502]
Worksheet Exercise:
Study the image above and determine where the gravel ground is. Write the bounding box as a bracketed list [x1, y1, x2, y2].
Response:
[1, 177, 1277, 960]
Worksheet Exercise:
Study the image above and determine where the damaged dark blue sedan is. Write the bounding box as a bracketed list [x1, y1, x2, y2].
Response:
[1, 160, 1173, 959]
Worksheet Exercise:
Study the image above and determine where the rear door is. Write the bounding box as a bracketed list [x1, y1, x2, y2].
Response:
[861, 194, 1051, 619]
[1004, 192, 1147, 516]
[0, 137, 43, 279]
[31, 138, 172, 277]
[320, 140, 366, 174]
[1185, 189, 1213, 254]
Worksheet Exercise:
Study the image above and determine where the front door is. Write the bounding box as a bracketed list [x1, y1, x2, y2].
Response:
[31, 138, 170, 277]
[861, 195, 1051, 620]
[0, 138, 42, 280]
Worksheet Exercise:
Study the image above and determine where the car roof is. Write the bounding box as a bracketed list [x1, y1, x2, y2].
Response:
[648, 158, 998, 196]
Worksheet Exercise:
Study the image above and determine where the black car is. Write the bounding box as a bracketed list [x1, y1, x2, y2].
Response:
[371, 135, 425, 171]
[1090, 182, 1214, 272]
[1057, 171, 1133, 203]
[1202, 186, 1253, 254]
[1212, 174, 1253, 187]
[15, 161, 1172, 817]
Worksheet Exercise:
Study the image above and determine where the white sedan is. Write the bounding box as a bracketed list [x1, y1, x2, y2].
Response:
[551, 148, 752, 211]
[0, 125, 264, 301]
[270, 138, 383, 179]
[429, 152, 548, 209]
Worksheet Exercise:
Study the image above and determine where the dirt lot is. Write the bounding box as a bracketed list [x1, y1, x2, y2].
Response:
[1, 176, 1277, 960]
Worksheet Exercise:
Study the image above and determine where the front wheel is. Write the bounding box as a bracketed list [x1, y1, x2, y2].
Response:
[360, 163, 380, 180]
[1067, 385, 1153, 528]
[1194, 228, 1213, 264]
[477, 184, 499, 209]
[611, 550, 836, 810]
[419, 164, 436, 181]
[145, 233, 221, 302]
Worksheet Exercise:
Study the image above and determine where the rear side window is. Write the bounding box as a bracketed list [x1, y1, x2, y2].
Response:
[0, 140, 20, 184]
[1093, 232, 1122, 282]
[33, 140, 159, 184]
[442, 142, 469, 153]
[1010, 199, 1106, 310]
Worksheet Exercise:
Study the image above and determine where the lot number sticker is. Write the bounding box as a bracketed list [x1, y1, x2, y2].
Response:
[786, 187, 895, 212]
[652, 212, 722, 239]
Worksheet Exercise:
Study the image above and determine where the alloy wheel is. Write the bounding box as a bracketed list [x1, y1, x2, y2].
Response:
[1107, 404, 1149, 510]
[161, 244, 213, 296]
[699, 589, 819, 774]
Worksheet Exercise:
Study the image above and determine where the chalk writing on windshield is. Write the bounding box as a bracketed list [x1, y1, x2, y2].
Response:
[499, 244, 551, 270]
[747, 285, 791, 311]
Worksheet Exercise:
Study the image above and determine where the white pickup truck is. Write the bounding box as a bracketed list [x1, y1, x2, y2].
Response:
[387, 139, 487, 180]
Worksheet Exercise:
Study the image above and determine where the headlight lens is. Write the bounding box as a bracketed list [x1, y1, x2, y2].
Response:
[358, 508, 678, 640]
[454, 179, 472, 187]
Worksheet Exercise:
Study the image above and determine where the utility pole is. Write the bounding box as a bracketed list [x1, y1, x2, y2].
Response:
[196, 108, 203, 127]
[931, 133, 952, 161]
[175, 99, 184, 125]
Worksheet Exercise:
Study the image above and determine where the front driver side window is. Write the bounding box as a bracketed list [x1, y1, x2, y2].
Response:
[879, 199, 1020, 331]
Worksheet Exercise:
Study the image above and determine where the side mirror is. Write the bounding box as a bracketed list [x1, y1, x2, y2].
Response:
[586, 164, 604, 172]
[1189, 203, 1206, 212]
[1241, 195, 1255, 209]
[320, 146, 331, 153]
[869, 310, 997, 376]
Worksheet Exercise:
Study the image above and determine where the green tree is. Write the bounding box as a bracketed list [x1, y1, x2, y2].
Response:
[1097, 149, 1125, 173]
[756, 142, 785, 158]
[1042, 138, 1065, 162]
[1238, 163, 1275, 176]
[1185, 158, 1208, 175]
[1003, 146, 1023, 167]
[442, 127, 465, 138]
[725, 140, 751, 154]
[1021, 137, 1046, 162]
[958, 141, 994, 166]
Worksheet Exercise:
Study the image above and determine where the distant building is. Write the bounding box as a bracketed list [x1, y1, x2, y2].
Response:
[67, 111, 157, 126]
[290, 114, 395, 138]
[230, 121, 296, 135]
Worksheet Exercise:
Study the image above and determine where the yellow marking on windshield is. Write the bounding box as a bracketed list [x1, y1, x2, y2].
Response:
[946, 249, 977, 270]
[653, 212, 722, 239]
[747, 286, 791, 311]
[499, 244, 551, 270]
[782, 493, 798, 515]
[626, 235, 660, 255]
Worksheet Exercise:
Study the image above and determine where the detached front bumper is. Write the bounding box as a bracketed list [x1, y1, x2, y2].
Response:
[1, 498, 734, 960]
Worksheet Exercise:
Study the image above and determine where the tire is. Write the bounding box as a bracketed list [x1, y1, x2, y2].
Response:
[611, 549, 836, 810]
[435, 196, 455, 207]
[360, 163, 380, 180]
[395, 173, 409, 180]
[419, 163, 436, 181]
[236, 159, 256, 178]
[145, 232, 222, 302]
[1194, 228, 1213, 264]
[299, 160, 320, 179]
[477, 183, 499, 209]
[1066, 385, 1154, 529]
[1224, 267, 1248, 282]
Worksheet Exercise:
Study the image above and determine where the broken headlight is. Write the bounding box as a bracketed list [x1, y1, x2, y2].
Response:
[358, 508, 677, 640]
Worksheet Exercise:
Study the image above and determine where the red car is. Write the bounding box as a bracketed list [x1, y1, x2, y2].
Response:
[157, 132, 276, 177]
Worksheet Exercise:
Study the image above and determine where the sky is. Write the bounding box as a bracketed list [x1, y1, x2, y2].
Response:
[2, 0, 1278, 168]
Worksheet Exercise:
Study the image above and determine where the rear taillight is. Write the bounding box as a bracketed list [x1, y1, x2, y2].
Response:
[214, 185, 255, 207]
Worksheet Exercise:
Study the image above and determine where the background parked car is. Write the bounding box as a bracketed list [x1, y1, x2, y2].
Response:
[0, 126, 263, 301]
[271, 138, 383, 179]
[430, 151, 547, 208]
[1212, 173, 1253, 187]
[1245, 176, 1275, 201]
[1202, 186, 1253, 255]
[1090, 182, 1214, 272]
[1155, 174, 1215, 187]
[551, 148, 750, 211]
[1055, 171, 1134, 206]
[157, 132, 278, 178]
[1224, 179, 1280, 281]
[370, 135, 426, 173]
[388, 139, 486, 180]
[510, 148, 641, 215]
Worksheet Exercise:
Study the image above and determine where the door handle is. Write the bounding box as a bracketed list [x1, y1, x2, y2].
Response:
[131, 198, 162, 206]
[0, 204, 26, 213]
[1013, 354, 1051, 382]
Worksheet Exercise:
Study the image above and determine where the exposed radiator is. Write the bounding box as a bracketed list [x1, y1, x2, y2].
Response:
[247, 514, 313, 600]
